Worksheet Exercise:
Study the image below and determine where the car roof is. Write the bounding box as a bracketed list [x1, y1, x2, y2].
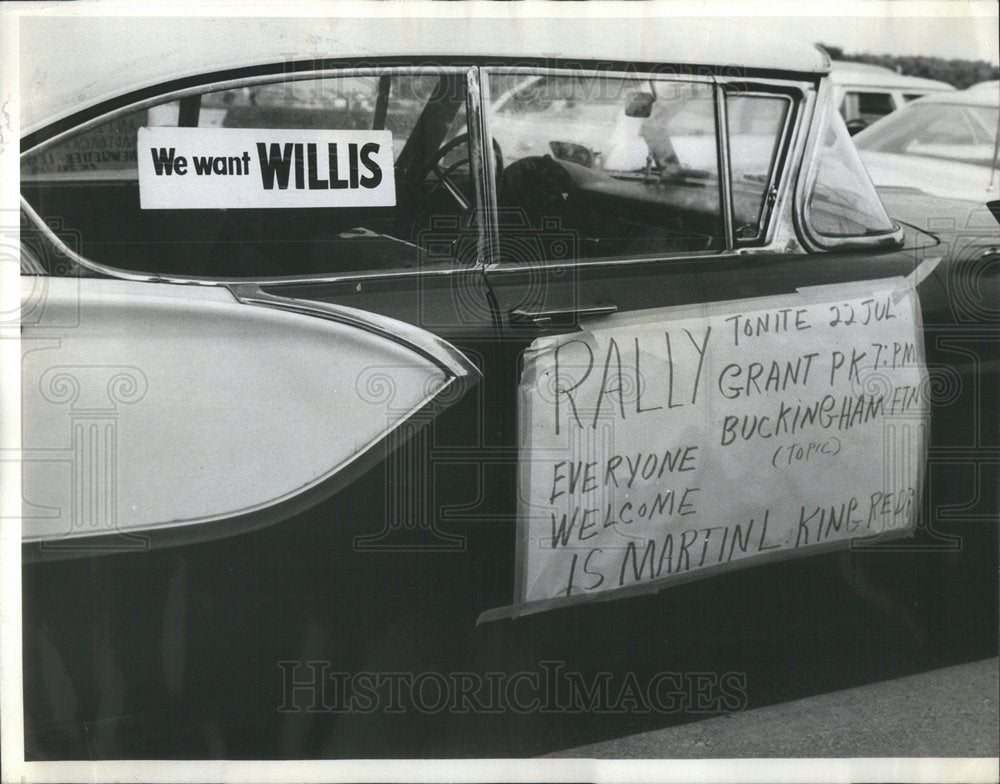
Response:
[829, 60, 955, 92]
[909, 81, 1000, 107]
[20, 13, 830, 136]
[961, 80, 1000, 98]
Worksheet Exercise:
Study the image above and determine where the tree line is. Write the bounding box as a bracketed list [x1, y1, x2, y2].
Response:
[819, 44, 999, 89]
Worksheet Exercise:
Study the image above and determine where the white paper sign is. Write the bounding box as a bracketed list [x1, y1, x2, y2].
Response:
[511, 278, 929, 615]
[137, 127, 395, 209]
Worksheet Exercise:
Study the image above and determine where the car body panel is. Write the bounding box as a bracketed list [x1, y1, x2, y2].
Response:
[21, 276, 480, 552]
[860, 150, 999, 203]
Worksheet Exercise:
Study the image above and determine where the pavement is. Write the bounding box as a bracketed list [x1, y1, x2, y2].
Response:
[549, 656, 1000, 759]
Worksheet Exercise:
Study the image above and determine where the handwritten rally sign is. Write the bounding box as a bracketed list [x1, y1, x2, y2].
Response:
[509, 278, 928, 615]
[137, 127, 395, 209]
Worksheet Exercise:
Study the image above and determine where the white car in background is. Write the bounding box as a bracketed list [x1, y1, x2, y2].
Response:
[854, 81, 1000, 204]
[831, 60, 955, 134]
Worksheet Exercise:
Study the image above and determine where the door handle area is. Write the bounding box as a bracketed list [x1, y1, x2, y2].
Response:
[508, 302, 618, 327]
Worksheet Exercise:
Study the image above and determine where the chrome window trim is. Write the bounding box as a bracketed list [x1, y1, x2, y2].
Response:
[481, 65, 718, 85]
[467, 66, 499, 268]
[21, 193, 481, 287]
[718, 87, 798, 246]
[20, 65, 486, 285]
[794, 75, 904, 251]
[21, 65, 472, 156]
[474, 66, 501, 268]
[21, 193, 480, 286]
[714, 75, 814, 254]
[479, 68, 811, 268]
[484, 248, 738, 280]
[21, 195, 169, 284]
[22, 63, 898, 292]
[714, 78, 736, 250]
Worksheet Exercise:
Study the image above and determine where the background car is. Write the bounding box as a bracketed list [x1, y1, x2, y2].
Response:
[831, 59, 955, 134]
[854, 80, 1000, 203]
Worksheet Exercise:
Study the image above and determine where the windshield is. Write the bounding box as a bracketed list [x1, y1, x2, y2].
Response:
[855, 102, 999, 167]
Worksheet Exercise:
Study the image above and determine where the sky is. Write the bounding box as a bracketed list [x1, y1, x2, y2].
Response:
[4, 1, 998, 65]
[763, 1, 999, 66]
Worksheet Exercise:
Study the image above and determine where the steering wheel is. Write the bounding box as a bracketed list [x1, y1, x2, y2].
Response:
[420, 133, 504, 212]
[845, 118, 869, 136]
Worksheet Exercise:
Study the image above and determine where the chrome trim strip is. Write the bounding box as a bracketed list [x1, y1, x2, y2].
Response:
[238, 265, 469, 285]
[21, 192, 480, 286]
[486, 249, 729, 277]
[20, 196, 171, 283]
[714, 79, 735, 251]
[23, 66, 471, 155]
[21, 201, 481, 382]
[510, 302, 618, 326]
[480, 65, 717, 85]
[470, 67, 499, 267]
[20, 199, 480, 286]
[18, 200, 480, 385]
[726, 90, 797, 246]
[227, 283, 482, 384]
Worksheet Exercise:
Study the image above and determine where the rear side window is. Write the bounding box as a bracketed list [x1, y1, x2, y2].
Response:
[855, 91, 895, 119]
[807, 109, 895, 238]
[22, 110, 170, 181]
[21, 71, 472, 278]
[839, 90, 896, 126]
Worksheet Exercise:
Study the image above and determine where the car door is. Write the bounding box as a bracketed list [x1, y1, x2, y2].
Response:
[477, 66, 932, 620]
[19, 62, 507, 758]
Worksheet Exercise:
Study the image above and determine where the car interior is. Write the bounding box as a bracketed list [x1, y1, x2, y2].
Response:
[21, 73, 476, 278]
[21, 70, 792, 279]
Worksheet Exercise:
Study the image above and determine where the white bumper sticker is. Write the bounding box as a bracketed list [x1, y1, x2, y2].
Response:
[137, 127, 395, 209]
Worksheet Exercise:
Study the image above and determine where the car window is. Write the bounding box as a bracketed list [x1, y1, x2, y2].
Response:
[726, 93, 790, 240]
[839, 90, 898, 126]
[856, 102, 999, 166]
[807, 109, 896, 238]
[855, 91, 895, 121]
[21, 71, 472, 278]
[489, 73, 726, 261]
